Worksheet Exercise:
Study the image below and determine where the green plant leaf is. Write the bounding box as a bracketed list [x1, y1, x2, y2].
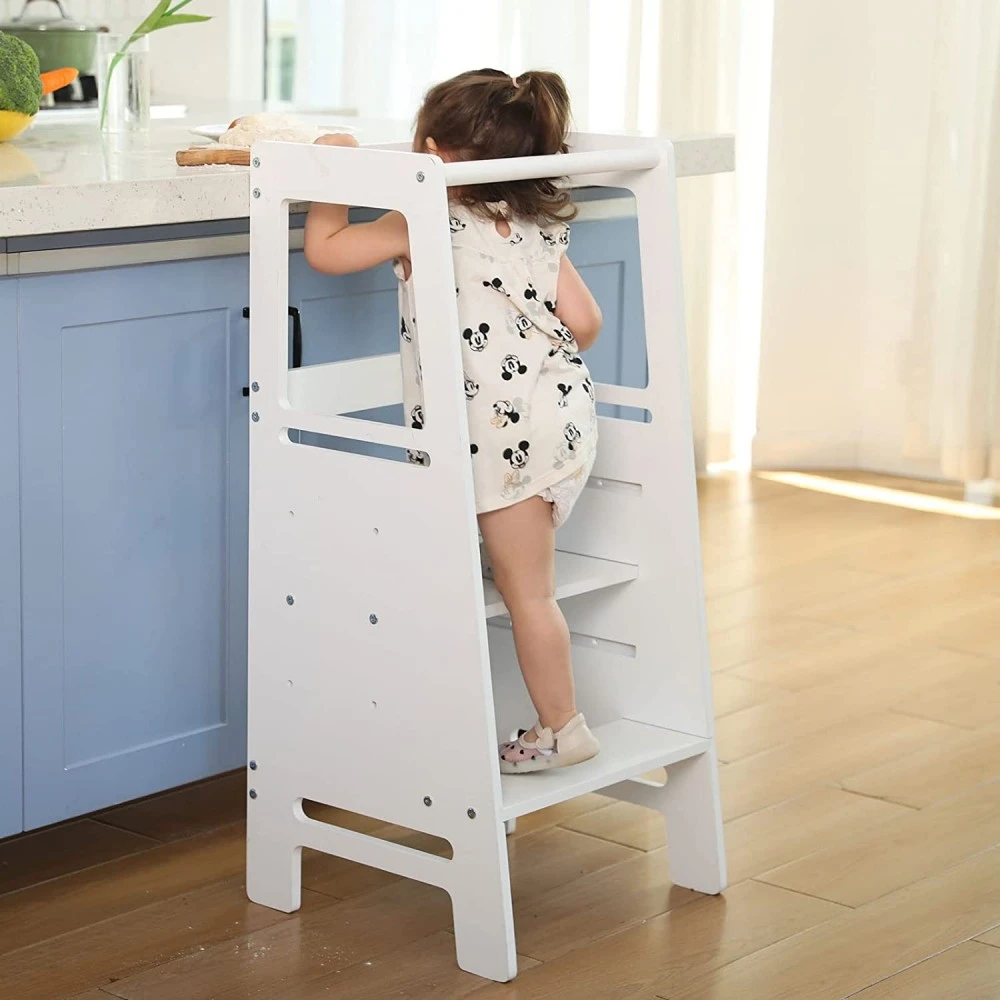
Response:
[99, 49, 127, 128]
[166, 0, 196, 12]
[132, 0, 172, 38]
[151, 13, 212, 28]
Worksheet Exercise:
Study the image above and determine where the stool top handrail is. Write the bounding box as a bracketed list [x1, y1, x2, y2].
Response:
[441, 147, 662, 187]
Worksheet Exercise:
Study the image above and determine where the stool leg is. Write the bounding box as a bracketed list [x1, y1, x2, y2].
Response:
[246, 802, 303, 913]
[450, 825, 518, 982]
[662, 749, 727, 895]
[602, 748, 727, 897]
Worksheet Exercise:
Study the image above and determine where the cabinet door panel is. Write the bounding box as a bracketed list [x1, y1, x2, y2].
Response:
[18, 257, 249, 828]
[571, 214, 648, 396]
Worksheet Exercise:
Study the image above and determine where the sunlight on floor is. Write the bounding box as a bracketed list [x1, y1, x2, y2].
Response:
[759, 471, 1000, 520]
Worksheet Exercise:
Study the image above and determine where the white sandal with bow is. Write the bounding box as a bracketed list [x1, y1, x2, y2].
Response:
[499, 713, 600, 774]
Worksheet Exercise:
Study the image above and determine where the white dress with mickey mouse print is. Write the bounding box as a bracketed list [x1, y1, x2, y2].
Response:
[395, 202, 597, 523]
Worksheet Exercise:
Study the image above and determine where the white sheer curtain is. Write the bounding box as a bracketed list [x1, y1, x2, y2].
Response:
[656, 1, 742, 468]
[903, 0, 1000, 485]
[288, 0, 661, 132]
[274, 0, 745, 468]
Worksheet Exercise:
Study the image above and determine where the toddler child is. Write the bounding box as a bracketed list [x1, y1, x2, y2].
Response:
[304, 68, 603, 772]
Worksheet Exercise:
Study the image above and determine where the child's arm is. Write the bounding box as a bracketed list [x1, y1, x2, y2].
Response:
[554, 256, 603, 351]
[303, 134, 410, 276]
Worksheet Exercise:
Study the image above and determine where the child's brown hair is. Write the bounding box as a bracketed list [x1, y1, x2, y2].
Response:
[414, 68, 576, 223]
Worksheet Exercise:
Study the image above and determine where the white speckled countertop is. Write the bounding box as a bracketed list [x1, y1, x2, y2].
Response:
[0, 108, 734, 239]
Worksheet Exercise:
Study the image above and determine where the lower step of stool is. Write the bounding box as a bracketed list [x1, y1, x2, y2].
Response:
[482, 551, 637, 619]
[499, 720, 710, 821]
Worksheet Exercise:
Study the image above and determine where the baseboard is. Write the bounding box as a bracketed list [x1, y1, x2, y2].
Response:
[965, 480, 999, 504]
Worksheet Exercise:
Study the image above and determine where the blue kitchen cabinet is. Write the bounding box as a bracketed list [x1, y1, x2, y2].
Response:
[570, 213, 648, 393]
[286, 251, 404, 454]
[289, 250, 400, 367]
[17, 255, 250, 828]
[0, 278, 22, 838]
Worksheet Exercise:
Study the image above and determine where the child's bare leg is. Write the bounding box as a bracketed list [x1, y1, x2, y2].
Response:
[479, 496, 577, 736]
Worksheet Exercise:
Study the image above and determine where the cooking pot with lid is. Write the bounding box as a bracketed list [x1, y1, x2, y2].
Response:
[0, 0, 106, 75]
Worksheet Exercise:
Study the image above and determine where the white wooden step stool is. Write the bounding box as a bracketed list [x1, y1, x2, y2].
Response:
[245, 133, 727, 983]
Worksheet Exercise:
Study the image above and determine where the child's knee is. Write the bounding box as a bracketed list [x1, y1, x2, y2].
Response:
[499, 584, 557, 616]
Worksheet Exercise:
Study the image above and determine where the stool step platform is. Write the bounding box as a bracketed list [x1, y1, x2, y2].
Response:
[500, 720, 710, 820]
[483, 551, 637, 619]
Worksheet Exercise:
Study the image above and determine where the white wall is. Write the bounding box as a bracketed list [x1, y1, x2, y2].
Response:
[754, 0, 941, 473]
[142, 0, 262, 104]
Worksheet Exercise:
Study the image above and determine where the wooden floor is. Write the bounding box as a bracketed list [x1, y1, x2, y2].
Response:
[3, 471, 999, 999]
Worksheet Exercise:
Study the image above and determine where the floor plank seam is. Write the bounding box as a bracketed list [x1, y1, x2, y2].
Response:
[88, 816, 173, 844]
[65, 885, 342, 996]
[756, 840, 1000, 914]
[748, 877, 855, 911]
[0, 872, 254, 962]
[717, 705, 960, 775]
[968, 925, 1000, 943]
[879, 705, 981, 730]
[839, 940, 984, 1000]
[552, 821, 653, 854]
[0, 820, 246, 922]
[783, 615, 872, 633]
[548, 823, 647, 849]
[0, 846, 163, 903]
[645, 897, 848, 1000]
[826, 783, 921, 810]
[298, 881, 354, 901]
[516, 881, 707, 968]
[924, 637, 1000, 662]
[834, 787, 921, 811]
[881, 708, 969, 732]
[717, 668, 799, 691]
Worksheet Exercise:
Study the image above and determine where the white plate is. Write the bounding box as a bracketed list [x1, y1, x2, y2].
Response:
[190, 122, 358, 142]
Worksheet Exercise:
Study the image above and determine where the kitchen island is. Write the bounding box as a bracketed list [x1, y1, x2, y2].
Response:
[0, 112, 734, 838]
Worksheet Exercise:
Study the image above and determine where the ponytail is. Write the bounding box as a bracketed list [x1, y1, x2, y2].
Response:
[511, 71, 571, 156]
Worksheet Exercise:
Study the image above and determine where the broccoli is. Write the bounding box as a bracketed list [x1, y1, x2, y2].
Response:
[0, 31, 43, 118]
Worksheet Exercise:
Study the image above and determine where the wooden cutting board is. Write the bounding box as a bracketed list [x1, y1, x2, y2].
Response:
[176, 146, 251, 167]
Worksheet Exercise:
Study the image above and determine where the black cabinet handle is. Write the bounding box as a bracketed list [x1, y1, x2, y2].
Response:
[242, 305, 304, 377]
[288, 307, 303, 369]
